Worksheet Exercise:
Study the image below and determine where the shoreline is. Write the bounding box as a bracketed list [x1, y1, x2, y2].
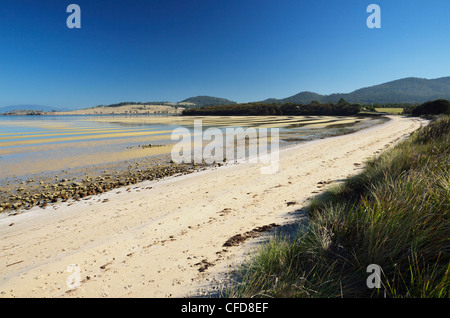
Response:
[0, 115, 425, 298]
[0, 115, 387, 215]
[0, 116, 411, 223]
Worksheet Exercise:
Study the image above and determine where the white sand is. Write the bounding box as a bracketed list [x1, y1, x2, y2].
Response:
[0, 116, 425, 298]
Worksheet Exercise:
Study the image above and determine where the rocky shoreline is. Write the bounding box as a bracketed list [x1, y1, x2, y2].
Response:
[0, 160, 210, 214]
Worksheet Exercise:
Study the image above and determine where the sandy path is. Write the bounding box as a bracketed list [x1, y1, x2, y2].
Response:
[0, 116, 424, 298]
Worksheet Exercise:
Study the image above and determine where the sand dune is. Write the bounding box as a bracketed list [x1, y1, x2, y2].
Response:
[0, 116, 424, 298]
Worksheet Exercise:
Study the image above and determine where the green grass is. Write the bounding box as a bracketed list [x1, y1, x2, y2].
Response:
[375, 108, 404, 114]
[224, 116, 449, 298]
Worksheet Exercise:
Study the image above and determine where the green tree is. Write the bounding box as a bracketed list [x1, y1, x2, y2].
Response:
[412, 99, 450, 116]
[338, 98, 349, 106]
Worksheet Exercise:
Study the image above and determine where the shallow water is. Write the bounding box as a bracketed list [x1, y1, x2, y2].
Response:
[0, 114, 384, 184]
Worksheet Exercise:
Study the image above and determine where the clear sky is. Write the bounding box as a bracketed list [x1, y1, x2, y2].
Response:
[0, 0, 449, 109]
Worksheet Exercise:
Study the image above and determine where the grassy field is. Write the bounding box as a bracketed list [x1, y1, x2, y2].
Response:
[375, 108, 405, 114]
[225, 116, 449, 298]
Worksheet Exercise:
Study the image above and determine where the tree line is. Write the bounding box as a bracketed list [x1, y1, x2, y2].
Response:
[182, 100, 362, 116]
[182, 98, 450, 117]
[409, 99, 450, 116]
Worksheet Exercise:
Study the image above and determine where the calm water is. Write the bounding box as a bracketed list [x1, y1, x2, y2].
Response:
[0, 114, 380, 182]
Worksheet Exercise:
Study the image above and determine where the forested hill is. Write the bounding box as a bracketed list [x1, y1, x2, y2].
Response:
[263, 77, 450, 105]
[179, 96, 237, 107]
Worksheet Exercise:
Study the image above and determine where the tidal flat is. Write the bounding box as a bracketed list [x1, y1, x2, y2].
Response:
[0, 115, 387, 213]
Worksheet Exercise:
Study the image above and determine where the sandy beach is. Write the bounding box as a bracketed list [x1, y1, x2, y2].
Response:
[0, 115, 424, 298]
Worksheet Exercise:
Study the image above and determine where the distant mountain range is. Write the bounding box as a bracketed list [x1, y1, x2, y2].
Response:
[0, 105, 66, 114]
[2, 77, 449, 114]
[179, 77, 450, 107]
[262, 77, 450, 105]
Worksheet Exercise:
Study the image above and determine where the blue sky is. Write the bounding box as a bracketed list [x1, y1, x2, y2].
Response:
[0, 0, 449, 109]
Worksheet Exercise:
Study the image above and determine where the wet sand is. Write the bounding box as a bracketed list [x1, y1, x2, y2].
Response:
[0, 115, 384, 212]
[0, 115, 374, 181]
[0, 116, 425, 298]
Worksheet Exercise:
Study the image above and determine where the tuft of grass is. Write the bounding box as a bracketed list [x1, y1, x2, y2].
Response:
[224, 116, 449, 298]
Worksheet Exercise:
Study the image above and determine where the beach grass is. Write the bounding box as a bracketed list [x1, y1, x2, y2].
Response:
[225, 116, 449, 298]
